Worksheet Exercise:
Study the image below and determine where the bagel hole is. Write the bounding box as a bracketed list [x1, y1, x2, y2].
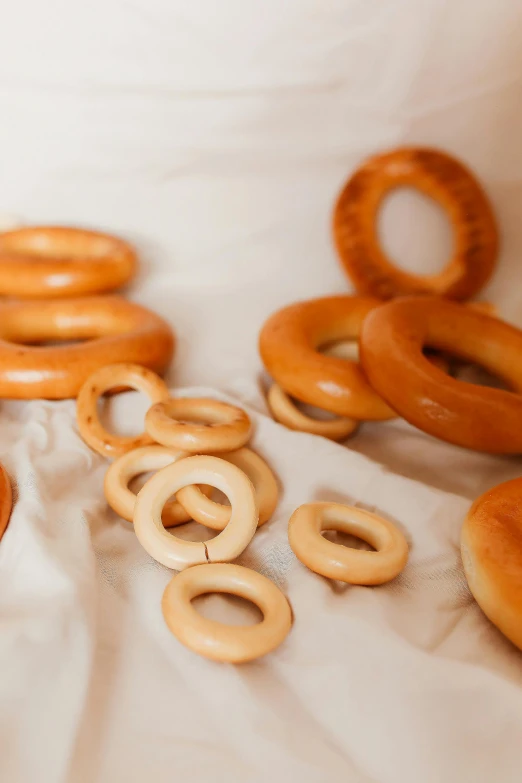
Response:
[207, 488, 229, 505]
[166, 402, 230, 427]
[290, 397, 345, 423]
[320, 340, 442, 370]
[169, 410, 217, 426]
[451, 362, 509, 389]
[322, 529, 376, 552]
[320, 339, 359, 361]
[378, 187, 453, 276]
[129, 471, 157, 495]
[8, 336, 92, 348]
[163, 515, 220, 541]
[98, 390, 152, 438]
[176, 416, 211, 426]
[192, 593, 263, 626]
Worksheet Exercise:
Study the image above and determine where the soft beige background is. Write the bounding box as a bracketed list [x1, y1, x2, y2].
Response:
[0, 1, 522, 781]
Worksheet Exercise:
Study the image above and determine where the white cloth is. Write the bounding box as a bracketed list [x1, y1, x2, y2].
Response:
[1, 1, 522, 781]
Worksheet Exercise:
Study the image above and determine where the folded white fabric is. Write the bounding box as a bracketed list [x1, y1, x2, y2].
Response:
[1, 389, 521, 783]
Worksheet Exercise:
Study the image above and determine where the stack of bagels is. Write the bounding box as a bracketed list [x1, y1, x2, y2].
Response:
[260, 146, 522, 654]
[0, 225, 174, 546]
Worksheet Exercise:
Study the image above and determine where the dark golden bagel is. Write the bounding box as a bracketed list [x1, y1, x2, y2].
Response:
[360, 296, 522, 453]
[0, 226, 137, 298]
[259, 295, 394, 420]
[0, 295, 174, 399]
[333, 147, 498, 300]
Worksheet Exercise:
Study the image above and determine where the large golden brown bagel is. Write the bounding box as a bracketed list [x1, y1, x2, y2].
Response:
[259, 295, 394, 420]
[360, 296, 522, 453]
[0, 226, 137, 298]
[333, 147, 498, 300]
[0, 295, 174, 399]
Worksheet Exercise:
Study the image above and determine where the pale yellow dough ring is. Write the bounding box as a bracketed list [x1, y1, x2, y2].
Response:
[133, 455, 258, 570]
[267, 383, 359, 441]
[162, 563, 292, 663]
[176, 447, 279, 530]
[288, 502, 408, 585]
[104, 445, 211, 527]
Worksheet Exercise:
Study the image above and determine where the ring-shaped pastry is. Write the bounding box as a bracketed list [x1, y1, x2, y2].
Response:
[0, 295, 174, 399]
[77, 364, 170, 458]
[133, 455, 258, 570]
[259, 295, 394, 419]
[0, 226, 137, 298]
[162, 563, 292, 663]
[104, 445, 212, 527]
[267, 383, 359, 441]
[288, 502, 408, 584]
[176, 447, 278, 529]
[145, 397, 252, 453]
[461, 477, 522, 651]
[333, 147, 498, 300]
[360, 296, 522, 453]
[0, 463, 13, 543]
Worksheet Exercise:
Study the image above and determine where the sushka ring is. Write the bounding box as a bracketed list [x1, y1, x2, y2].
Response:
[267, 383, 359, 441]
[133, 455, 258, 570]
[288, 502, 409, 584]
[104, 445, 211, 527]
[333, 147, 498, 300]
[360, 296, 522, 453]
[162, 563, 292, 663]
[259, 295, 393, 419]
[0, 295, 174, 399]
[176, 447, 278, 529]
[145, 397, 252, 453]
[77, 363, 170, 458]
[0, 226, 137, 298]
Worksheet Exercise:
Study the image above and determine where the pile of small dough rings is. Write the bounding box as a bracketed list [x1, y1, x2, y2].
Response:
[0, 223, 410, 663]
[74, 361, 410, 663]
[260, 146, 522, 654]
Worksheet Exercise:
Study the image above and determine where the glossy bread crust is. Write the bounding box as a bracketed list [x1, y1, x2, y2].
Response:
[461, 477, 522, 650]
[0, 463, 13, 543]
[0, 295, 174, 399]
[360, 296, 522, 453]
[333, 147, 498, 300]
[259, 295, 394, 419]
[0, 226, 137, 298]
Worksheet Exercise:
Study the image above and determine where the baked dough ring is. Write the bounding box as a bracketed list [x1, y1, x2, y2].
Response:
[133, 455, 258, 570]
[0, 226, 137, 298]
[0, 295, 174, 399]
[333, 147, 498, 300]
[461, 477, 522, 651]
[162, 563, 292, 663]
[288, 502, 408, 584]
[145, 397, 251, 453]
[77, 364, 171, 458]
[0, 463, 13, 543]
[176, 447, 278, 529]
[360, 296, 522, 453]
[259, 295, 394, 419]
[104, 445, 211, 526]
[267, 383, 359, 441]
